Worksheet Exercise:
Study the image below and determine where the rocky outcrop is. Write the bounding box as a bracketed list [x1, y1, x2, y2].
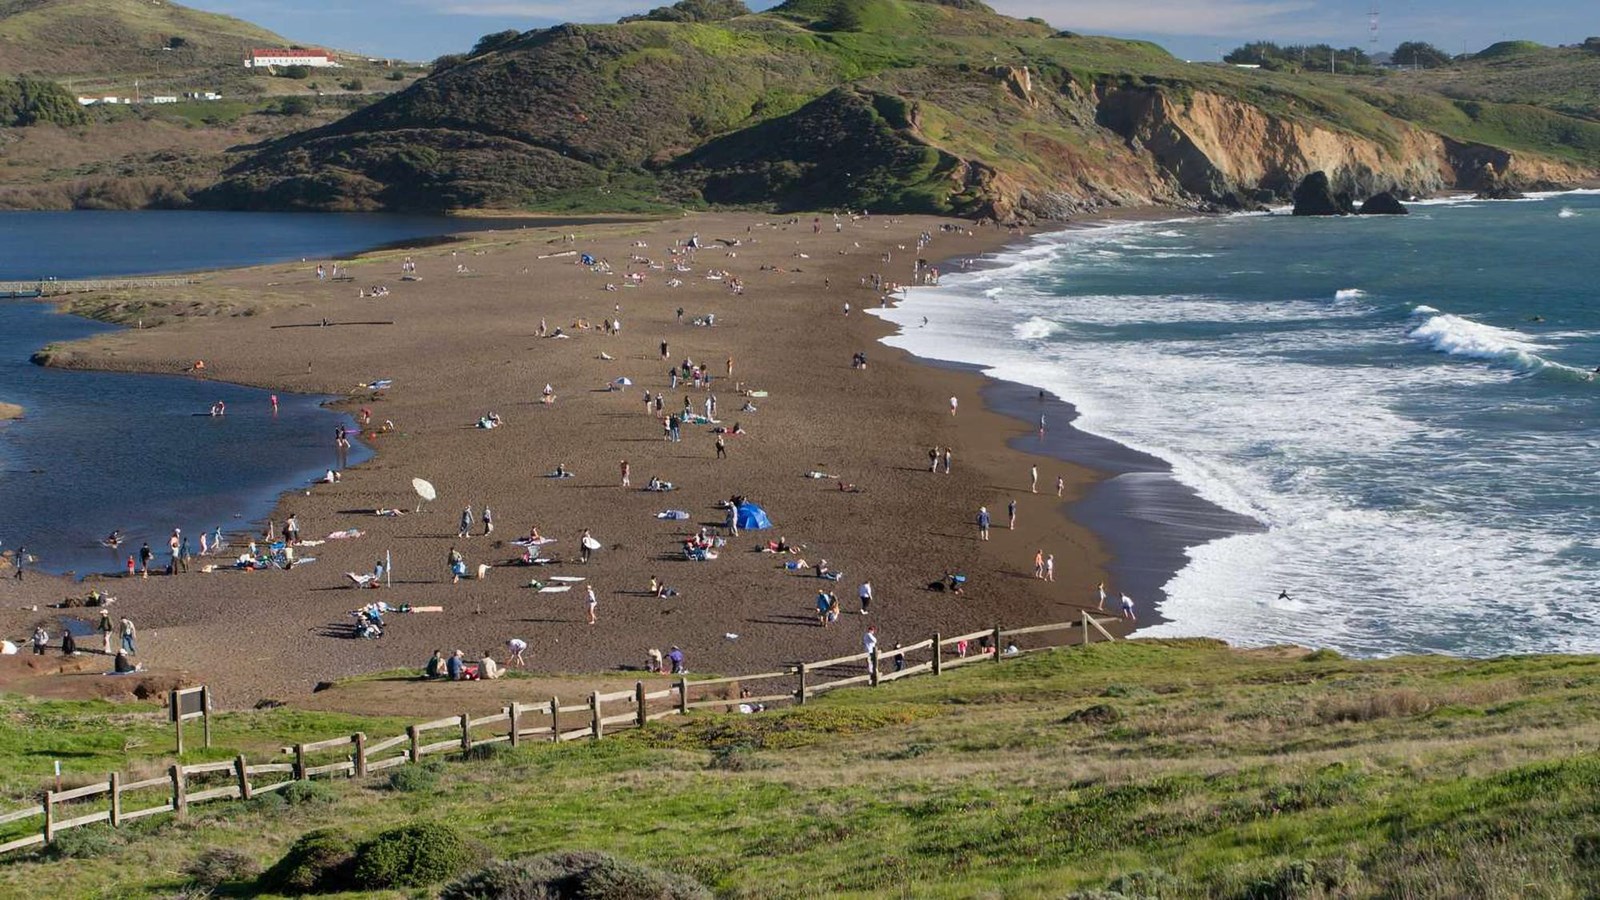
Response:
[1357, 192, 1409, 215]
[1292, 171, 1352, 216]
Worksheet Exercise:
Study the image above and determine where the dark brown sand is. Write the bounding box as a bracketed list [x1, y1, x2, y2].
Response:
[0, 213, 1126, 709]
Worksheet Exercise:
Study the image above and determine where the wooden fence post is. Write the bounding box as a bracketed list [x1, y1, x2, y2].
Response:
[108, 773, 122, 827]
[797, 663, 807, 705]
[677, 676, 689, 715]
[932, 633, 942, 675]
[42, 791, 55, 844]
[590, 692, 603, 740]
[407, 725, 420, 763]
[353, 734, 367, 777]
[508, 705, 520, 748]
[1082, 611, 1091, 646]
[235, 755, 252, 800]
[294, 744, 307, 780]
[635, 682, 647, 728]
[549, 697, 561, 742]
[201, 685, 212, 749]
[460, 713, 473, 752]
[870, 648, 880, 687]
[171, 765, 188, 819]
[993, 626, 1003, 663]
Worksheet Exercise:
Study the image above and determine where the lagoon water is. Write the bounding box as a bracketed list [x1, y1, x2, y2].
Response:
[0, 211, 511, 575]
[880, 193, 1600, 657]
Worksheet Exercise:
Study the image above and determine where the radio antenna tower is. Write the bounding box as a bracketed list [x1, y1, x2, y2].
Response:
[1369, 5, 1380, 52]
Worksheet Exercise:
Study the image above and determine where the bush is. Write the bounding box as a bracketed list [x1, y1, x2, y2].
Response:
[351, 822, 478, 889]
[47, 825, 116, 859]
[706, 744, 755, 771]
[259, 827, 356, 894]
[245, 790, 288, 814]
[185, 847, 260, 888]
[441, 850, 712, 900]
[280, 65, 311, 80]
[387, 762, 441, 792]
[281, 779, 337, 806]
[1063, 704, 1123, 726]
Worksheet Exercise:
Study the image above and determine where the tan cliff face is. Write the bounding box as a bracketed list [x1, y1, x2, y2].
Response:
[935, 82, 1596, 221]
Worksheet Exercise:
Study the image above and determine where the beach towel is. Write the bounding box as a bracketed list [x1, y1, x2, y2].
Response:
[748, 391, 768, 398]
[657, 510, 690, 520]
[410, 606, 445, 612]
[549, 576, 586, 583]
[346, 573, 378, 588]
[327, 529, 363, 540]
[538, 585, 572, 593]
[511, 537, 557, 547]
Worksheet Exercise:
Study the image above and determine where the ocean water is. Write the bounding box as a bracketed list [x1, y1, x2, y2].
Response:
[877, 192, 1600, 657]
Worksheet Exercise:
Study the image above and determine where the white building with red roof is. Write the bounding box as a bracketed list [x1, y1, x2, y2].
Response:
[245, 49, 341, 69]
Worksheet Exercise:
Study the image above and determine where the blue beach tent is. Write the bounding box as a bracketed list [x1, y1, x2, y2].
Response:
[735, 502, 772, 530]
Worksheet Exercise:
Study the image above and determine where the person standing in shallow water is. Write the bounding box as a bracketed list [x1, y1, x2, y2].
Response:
[138, 542, 153, 578]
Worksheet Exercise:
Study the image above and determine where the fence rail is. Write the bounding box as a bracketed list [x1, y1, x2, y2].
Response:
[0, 612, 1119, 855]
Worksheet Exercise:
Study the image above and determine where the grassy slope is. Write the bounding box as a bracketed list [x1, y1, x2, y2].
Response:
[6, 641, 1600, 897]
[0, 0, 288, 78]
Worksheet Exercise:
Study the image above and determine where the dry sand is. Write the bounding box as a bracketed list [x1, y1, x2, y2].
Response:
[0, 212, 1123, 709]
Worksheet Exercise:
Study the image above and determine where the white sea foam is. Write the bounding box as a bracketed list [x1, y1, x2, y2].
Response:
[1335, 288, 1366, 301]
[875, 212, 1600, 658]
[1559, 207, 1580, 218]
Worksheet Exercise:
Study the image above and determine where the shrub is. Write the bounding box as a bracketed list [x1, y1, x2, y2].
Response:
[387, 762, 441, 793]
[441, 850, 712, 900]
[1105, 867, 1192, 898]
[706, 744, 755, 771]
[464, 741, 512, 763]
[1302, 648, 1344, 663]
[245, 790, 288, 814]
[1064, 704, 1123, 726]
[281, 779, 337, 806]
[350, 822, 478, 889]
[47, 825, 116, 859]
[185, 847, 260, 888]
[259, 827, 356, 894]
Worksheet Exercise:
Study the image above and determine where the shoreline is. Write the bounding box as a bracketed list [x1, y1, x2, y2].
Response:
[1, 209, 1175, 707]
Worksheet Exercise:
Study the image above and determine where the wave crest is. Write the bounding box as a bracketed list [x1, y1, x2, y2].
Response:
[1014, 316, 1057, 340]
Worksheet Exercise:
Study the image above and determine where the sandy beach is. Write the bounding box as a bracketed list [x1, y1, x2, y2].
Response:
[0, 212, 1128, 708]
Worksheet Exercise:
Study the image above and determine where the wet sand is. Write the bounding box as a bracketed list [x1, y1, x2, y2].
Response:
[0, 212, 1129, 708]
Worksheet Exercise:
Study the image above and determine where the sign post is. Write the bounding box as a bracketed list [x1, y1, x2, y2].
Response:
[169, 686, 210, 754]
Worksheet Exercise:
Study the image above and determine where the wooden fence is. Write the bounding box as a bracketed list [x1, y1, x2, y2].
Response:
[0, 612, 1119, 855]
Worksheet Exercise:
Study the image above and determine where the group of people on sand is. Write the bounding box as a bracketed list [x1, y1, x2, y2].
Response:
[23, 609, 140, 673]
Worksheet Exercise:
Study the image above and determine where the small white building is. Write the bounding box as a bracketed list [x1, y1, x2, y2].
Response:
[150, 95, 179, 104]
[245, 48, 340, 69]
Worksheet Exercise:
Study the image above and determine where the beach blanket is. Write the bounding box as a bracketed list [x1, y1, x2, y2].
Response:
[549, 576, 586, 583]
[298, 539, 326, 547]
[657, 510, 690, 520]
[346, 573, 379, 588]
[538, 585, 572, 593]
[410, 606, 445, 612]
[327, 529, 363, 540]
[747, 391, 768, 398]
[511, 537, 558, 547]
[544, 471, 576, 478]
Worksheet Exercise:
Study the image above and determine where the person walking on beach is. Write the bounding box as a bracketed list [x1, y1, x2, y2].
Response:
[167, 529, 180, 575]
[448, 546, 465, 583]
[138, 542, 152, 578]
[11, 546, 23, 582]
[620, 460, 631, 487]
[31, 625, 47, 656]
[715, 435, 727, 459]
[661, 340, 670, 361]
[1008, 499, 1017, 529]
[949, 396, 958, 416]
[178, 531, 190, 573]
[816, 590, 833, 627]
[1120, 593, 1136, 621]
[942, 448, 952, 474]
[586, 584, 598, 625]
[1045, 554, 1055, 582]
[1033, 550, 1044, 579]
[1030, 465, 1038, 493]
[928, 447, 939, 472]
[858, 580, 872, 616]
[285, 514, 300, 546]
[482, 506, 494, 536]
[864, 625, 879, 675]
[458, 506, 473, 540]
[1056, 475, 1065, 498]
[977, 506, 991, 541]
[98, 608, 114, 654]
[668, 414, 681, 443]
[579, 529, 595, 564]
[1097, 582, 1107, 611]
[119, 617, 136, 655]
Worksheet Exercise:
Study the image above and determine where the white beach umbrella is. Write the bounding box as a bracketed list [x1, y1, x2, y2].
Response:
[614, 376, 633, 386]
[412, 477, 437, 512]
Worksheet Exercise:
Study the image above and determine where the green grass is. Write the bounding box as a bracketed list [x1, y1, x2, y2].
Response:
[6, 641, 1600, 897]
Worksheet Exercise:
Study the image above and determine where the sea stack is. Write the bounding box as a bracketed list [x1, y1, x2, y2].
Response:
[1357, 192, 1410, 215]
[1291, 171, 1353, 216]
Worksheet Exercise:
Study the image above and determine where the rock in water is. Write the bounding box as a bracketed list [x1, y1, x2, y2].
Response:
[1357, 192, 1409, 215]
[1475, 185, 1527, 200]
[1291, 171, 1352, 216]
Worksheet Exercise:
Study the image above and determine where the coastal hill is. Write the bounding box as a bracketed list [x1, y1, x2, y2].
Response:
[203, 0, 1600, 218]
[0, 0, 288, 78]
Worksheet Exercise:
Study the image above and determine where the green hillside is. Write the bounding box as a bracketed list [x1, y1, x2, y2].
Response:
[6, 641, 1600, 896]
[0, 0, 290, 79]
[200, 0, 1600, 217]
[1384, 43, 1600, 122]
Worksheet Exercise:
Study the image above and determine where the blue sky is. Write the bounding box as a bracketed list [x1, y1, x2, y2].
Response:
[196, 0, 1594, 63]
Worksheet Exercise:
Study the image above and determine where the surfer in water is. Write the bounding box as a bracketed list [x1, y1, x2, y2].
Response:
[920, 316, 928, 328]
[1277, 590, 1293, 602]
[103, 530, 123, 548]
